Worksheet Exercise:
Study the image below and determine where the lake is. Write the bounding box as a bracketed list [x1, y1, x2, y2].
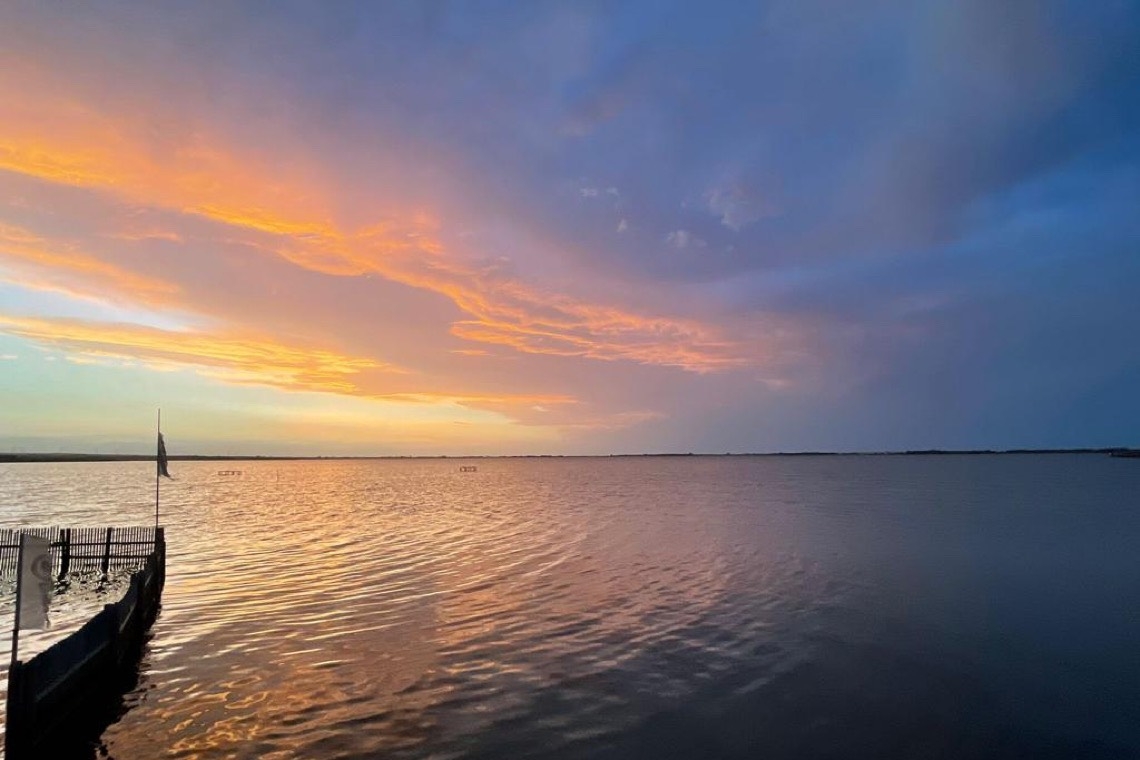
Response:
[1, 454, 1137, 758]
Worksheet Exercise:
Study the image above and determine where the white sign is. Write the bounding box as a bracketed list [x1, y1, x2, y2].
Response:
[17, 533, 52, 630]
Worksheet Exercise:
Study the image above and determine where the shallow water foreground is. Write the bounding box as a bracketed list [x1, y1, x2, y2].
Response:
[1, 454, 1137, 758]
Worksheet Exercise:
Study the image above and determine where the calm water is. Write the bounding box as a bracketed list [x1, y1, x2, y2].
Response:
[0, 455, 1137, 759]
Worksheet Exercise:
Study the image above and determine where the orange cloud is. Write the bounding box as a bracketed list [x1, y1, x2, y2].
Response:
[270, 231, 756, 372]
[0, 222, 178, 304]
[0, 75, 761, 374]
[106, 229, 184, 244]
[372, 390, 575, 406]
[0, 315, 391, 395]
[0, 314, 586, 422]
[552, 409, 666, 431]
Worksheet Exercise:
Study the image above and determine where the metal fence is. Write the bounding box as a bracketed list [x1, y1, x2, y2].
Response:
[0, 526, 161, 579]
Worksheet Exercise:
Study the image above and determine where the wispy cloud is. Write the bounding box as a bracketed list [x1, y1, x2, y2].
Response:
[665, 230, 706, 249]
[0, 222, 178, 304]
[0, 315, 392, 394]
[706, 182, 779, 231]
[0, 313, 591, 423]
[106, 229, 184, 244]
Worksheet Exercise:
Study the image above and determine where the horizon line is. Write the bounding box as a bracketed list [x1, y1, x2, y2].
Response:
[1, 447, 1137, 464]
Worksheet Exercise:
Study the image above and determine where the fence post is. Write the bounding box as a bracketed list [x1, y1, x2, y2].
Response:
[58, 527, 71, 580]
[101, 527, 113, 576]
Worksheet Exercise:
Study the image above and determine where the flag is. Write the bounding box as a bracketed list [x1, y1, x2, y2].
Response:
[157, 431, 172, 479]
[17, 533, 52, 630]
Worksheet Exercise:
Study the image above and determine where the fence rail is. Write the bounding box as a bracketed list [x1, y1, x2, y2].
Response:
[4, 526, 165, 758]
[0, 526, 160, 579]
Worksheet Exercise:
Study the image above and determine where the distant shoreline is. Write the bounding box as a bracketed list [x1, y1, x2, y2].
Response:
[0, 448, 1135, 463]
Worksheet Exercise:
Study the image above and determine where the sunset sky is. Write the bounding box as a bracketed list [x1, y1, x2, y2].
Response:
[1, 1, 1137, 455]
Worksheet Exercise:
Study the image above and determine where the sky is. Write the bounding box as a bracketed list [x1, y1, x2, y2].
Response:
[0, 1, 1137, 456]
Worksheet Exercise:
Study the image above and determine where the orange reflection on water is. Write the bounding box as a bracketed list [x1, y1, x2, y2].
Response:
[1, 458, 820, 758]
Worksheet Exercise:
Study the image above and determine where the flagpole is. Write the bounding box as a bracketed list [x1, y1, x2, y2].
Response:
[155, 408, 161, 529]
